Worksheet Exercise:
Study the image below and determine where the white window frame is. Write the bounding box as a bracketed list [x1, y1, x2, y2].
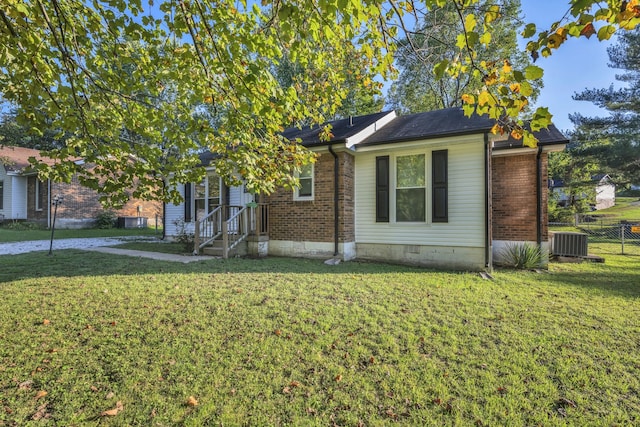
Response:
[35, 179, 43, 211]
[393, 153, 427, 223]
[194, 170, 221, 220]
[293, 163, 314, 201]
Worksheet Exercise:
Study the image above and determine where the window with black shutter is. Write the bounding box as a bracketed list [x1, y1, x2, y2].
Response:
[184, 183, 192, 222]
[432, 149, 448, 222]
[376, 156, 389, 222]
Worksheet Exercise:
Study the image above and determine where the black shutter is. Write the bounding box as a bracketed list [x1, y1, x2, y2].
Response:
[376, 156, 389, 222]
[432, 150, 448, 223]
[184, 183, 192, 223]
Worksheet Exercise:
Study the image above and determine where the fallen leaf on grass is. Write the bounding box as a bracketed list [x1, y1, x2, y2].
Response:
[274, 329, 282, 336]
[42, 319, 50, 325]
[90, 385, 99, 392]
[105, 391, 115, 399]
[282, 387, 291, 394]
[369, 356, 375, 364]
[34, 390, 48, 400]
[32, 403, 51, 420]
[289, 381, 300, 388]
[101, 401, 124, 416]
[18, 380, 33, 390]
[558, 397, 577, 408]
[334, 374, 343, 382]
[186, 396, 198, 407]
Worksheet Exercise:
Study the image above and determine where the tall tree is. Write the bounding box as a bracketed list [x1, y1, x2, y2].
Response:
[0, 1, 638, 204]
[388, 0, 539, 114]
[570, 26, 640, 187]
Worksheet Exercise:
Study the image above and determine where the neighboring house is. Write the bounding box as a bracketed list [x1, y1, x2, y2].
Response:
[0, 145, 162, 228]
[549, 174, 615, 211]
[165, 108, 568, 270]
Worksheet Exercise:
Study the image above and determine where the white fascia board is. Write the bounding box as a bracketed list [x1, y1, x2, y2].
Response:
[344, 111, 397, 149]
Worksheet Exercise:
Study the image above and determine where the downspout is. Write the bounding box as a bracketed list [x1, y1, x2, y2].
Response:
[536, 146, 543, 247]
[328, 145, 339, 257]
[484, 133, 493, 271]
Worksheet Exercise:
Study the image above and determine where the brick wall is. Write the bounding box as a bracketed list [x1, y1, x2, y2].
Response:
[267, 151, 355, 243]
[26, 176, 48, 221]
[49, 175, 162, 224]
[492, 152, 548, 242]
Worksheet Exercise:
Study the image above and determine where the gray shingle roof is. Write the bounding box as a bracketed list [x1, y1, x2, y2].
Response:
[282, 107, 568, 148]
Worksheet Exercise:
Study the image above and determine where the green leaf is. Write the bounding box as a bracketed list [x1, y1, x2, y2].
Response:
[522, 23, 536, 38]
[433, 60, 449, 79]
[524, 65, 544, 80]
[597, 25, 616, 41]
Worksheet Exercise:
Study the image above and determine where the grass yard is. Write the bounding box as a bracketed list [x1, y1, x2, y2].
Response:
[591, 197, 640, 221]
[0, 252, 639, 426]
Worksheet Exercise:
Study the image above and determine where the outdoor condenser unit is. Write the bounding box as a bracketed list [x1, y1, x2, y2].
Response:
[552, 232, 588, 257]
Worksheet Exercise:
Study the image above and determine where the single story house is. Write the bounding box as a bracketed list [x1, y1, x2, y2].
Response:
[165, 107, 568, 270]
[549, 174, 615, 211]
[0, 145, 162, 228]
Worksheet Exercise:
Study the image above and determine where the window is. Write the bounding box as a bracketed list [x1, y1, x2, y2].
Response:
[184, 171, 221, 222]
[35, 180, 44, 211]
[195, 171, 220, 220]
[375, 150, 448, 223]
[0, 180, 3, 210]
[396, 154, 426, 222]
[294, 163, 314, 201]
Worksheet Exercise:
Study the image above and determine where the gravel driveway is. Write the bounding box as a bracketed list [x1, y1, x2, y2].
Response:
[0, 237, 145, 255]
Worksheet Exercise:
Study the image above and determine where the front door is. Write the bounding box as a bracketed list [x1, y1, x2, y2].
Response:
[194, 171, 220, 220]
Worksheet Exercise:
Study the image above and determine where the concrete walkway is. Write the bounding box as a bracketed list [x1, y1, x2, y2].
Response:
[0, 237, 214, 263]
[84, 246, 214, 263]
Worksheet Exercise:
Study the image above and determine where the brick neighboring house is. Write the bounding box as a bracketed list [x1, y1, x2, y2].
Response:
[165, 108, 568, 270]
[0, 145, 162, 228]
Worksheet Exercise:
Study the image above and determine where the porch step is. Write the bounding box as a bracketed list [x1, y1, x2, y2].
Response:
[201, 240, 247, 257]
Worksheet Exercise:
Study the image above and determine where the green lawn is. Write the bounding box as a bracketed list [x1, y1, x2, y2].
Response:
[591, 196, 640, 221]
[0, 226, 161, 243]
[1, 252, 639, 425]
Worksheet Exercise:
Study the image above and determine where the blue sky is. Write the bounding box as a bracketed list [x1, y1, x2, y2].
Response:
[520, 0, 620, 132]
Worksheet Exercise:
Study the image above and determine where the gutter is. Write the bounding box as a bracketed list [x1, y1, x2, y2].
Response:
[328, 144, 339, 257]
[484, 133, 493, 271]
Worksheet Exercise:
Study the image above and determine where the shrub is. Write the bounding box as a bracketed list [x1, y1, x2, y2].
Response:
[0, 221, 44, 230]
[499, 243, 545, 269]
[172, 218, 195, 253]
[95, 210, 117, 229]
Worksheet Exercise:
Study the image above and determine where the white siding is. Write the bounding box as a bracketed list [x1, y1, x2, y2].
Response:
[0, 166, 8, 217]
[355, 134, 486, 248]
[165, 183, 192, 237]
[229, 182, 254, 207]
[11, 176, 28, 220]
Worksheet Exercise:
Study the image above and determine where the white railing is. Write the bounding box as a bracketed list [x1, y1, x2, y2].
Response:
[193, 205, 222, 254]
[194, 204, 269, 258]
[222, 206, 250, 258]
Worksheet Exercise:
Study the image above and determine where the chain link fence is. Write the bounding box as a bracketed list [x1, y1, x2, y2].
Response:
[550, 215, 640, 257]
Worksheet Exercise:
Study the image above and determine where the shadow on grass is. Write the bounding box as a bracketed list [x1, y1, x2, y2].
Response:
[2, 249, 639, 299]
[0, 249, 430, 283]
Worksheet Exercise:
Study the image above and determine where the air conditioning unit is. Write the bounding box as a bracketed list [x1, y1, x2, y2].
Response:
[552, 232, 588, 257]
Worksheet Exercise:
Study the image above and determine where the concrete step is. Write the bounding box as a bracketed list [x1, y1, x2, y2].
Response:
[201, 240, 247, 257]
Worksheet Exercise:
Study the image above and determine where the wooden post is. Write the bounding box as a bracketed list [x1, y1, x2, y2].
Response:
[194, 220, 200, 255]
[222, 220, 229, 259]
